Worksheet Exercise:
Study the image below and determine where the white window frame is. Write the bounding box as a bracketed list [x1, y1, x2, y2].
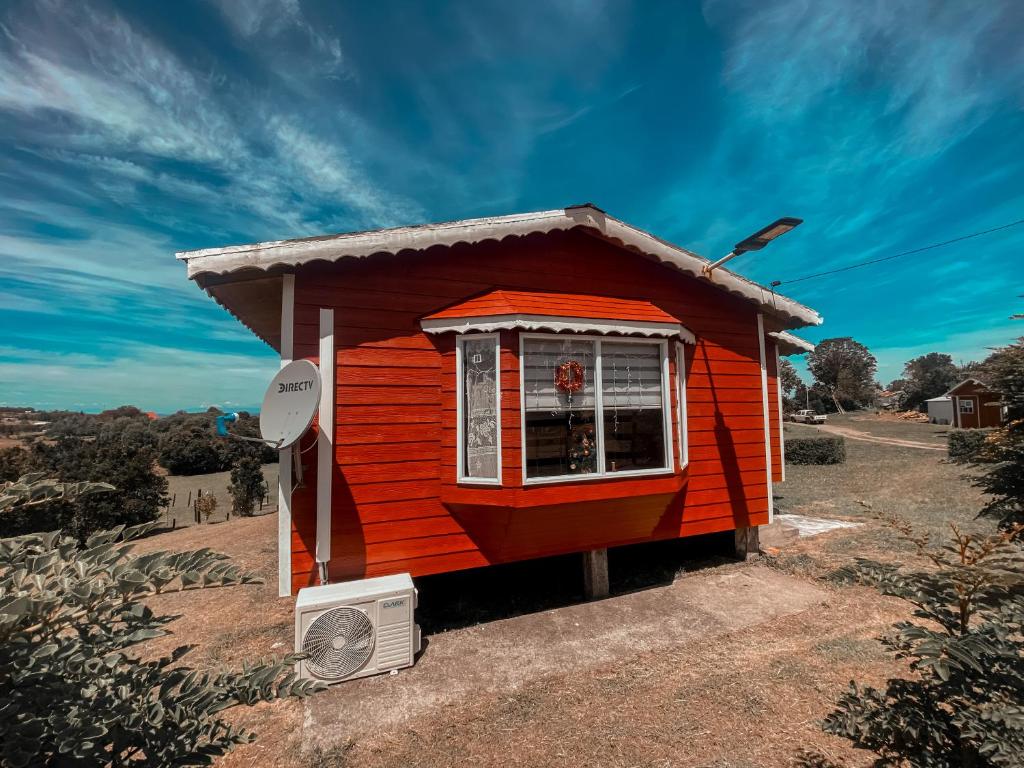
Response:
[676, 341, 688, 469]
[519, 333, 675, 486]
[456, 333, 502, 486]
[959, 398, 975, 414]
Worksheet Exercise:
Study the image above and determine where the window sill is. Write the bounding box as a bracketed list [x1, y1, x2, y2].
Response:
[456, 478, 502, 488]
[522, 467, 675, 486]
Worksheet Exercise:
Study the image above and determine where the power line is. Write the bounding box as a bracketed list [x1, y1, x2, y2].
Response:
[771, 217, 1024, 287]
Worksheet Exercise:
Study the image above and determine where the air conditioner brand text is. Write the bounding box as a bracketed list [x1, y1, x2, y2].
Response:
[381, 599, 405, 609]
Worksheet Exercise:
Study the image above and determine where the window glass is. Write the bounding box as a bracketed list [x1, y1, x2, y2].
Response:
[461, 337, 498, 480]
[959, 399, 974, 414]
[602, 342, 665, 472]
[523, 337, 670, 480]
[524, 339, 597, 479]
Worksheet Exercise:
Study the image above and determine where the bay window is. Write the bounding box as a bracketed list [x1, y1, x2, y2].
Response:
[521, 335, 673, 483]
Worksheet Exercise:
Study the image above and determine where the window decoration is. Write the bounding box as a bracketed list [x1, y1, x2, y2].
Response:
[555, 360, 585, 393]
[523, 336, 672, 482]
[458, 335, 500, 483]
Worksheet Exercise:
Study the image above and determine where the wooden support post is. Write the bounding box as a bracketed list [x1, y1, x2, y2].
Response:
[734, 526, 760, 561]
[583, 548, 609, 600]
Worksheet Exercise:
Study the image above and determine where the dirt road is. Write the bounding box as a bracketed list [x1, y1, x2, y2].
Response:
[815, 423, 945, 451]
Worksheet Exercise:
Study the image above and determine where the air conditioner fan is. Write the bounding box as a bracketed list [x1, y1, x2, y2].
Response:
[301, 606, 375, 679]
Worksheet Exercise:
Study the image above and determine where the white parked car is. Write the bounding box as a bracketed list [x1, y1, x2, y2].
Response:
[790, 409, 827, 424]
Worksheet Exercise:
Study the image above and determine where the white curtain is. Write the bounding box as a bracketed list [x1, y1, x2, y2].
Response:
[462, 337, 498, 478]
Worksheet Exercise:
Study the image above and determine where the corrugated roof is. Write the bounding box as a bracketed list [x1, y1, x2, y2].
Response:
[177, 204, 822, 329]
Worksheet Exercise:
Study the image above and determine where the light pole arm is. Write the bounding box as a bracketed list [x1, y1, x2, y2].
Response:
[702, 250, 739, 275]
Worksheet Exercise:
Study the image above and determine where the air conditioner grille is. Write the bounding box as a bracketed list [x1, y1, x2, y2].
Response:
[302, 607, 375, 679]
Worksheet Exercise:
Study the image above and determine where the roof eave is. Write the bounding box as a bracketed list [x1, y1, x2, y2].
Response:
[177, 205, 822, 329]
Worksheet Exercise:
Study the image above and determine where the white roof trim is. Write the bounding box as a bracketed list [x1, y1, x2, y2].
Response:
[177, 205, 821, 328]
[769, 330, 815, 354]
[421, 314, 696, 343]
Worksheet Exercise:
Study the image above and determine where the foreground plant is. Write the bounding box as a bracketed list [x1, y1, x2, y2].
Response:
[823, 511, 1024, 767]
[0, 475, 323, 767]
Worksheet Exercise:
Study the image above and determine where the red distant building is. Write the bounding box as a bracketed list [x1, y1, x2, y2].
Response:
[945, 378, 1005, 429]
[177, 205, 821, 596]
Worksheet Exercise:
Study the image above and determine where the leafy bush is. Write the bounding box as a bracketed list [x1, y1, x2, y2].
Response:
[0, 475, 323, 766]
[195, 492, 218, 521]
[948, 428, 996, 463]
[229, 456, 268, 517]
[157, 426, 226, 475]
[823, 512, 1024, 766]
[0, 447, 29, 482]
[974, 338, 1024, 527]
[786, 436, 846, 465]
[5, 436, 167, 541]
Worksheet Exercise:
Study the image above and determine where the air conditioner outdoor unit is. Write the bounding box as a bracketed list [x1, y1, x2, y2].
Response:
[294, 573, 420, 684]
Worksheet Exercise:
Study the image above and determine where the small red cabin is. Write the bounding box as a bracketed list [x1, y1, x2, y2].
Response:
[178, 205, 821, 596]
[945, 378, 1005, 429]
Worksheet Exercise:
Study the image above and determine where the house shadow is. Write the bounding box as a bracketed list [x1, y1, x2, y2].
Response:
[415, 530, 736, 636]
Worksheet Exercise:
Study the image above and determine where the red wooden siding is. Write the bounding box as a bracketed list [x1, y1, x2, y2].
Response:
[288, 229, 774, 592]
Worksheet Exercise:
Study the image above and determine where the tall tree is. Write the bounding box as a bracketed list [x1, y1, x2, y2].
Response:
[900, 352, 959, 410]
[778, 358, 802, 411]
[974, 337, 1024, 526]
[806, 337, 878, 411]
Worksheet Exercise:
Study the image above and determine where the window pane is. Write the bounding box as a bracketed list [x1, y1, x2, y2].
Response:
[601, 342, 665, 472]
[462, 337, 498, 479]
[524, 339, 597, 479]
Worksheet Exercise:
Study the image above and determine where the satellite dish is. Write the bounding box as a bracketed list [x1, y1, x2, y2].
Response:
[260, 360, 322, 448]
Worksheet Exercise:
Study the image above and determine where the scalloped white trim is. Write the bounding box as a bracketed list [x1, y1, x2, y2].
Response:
[179, 205, 821, 328]
[769, 330, 815, 354]
[421, 313, 696, 343]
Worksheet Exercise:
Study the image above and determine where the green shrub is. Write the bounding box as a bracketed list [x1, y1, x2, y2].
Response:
[948, 428, 996, 463]
[5, 436, 167, 541]
[786, 436, 846, 465]
[229, 456, 268, 517]
[822, 512, 1024, 766]
[0, 475, 323, 766]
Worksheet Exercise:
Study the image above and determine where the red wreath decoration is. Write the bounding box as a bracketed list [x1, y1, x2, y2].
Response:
[555, 360, 585, 393]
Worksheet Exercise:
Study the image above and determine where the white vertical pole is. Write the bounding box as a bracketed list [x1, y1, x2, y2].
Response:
[756, 314, 774, 523]
[774, 342, 786, 482]
[277, 274, 295, 597]
[315, 308, 335, 581]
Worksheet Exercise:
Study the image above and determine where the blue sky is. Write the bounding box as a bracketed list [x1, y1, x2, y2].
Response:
[1, 0, 1022, 412]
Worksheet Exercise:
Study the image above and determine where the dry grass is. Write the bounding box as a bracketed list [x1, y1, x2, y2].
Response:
[160, 464, 278, 528]
[122, 411, 993, 768]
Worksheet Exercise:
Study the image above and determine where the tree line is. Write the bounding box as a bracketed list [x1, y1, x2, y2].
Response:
[0, 406, 275, 540]
[777, 336, 1001, 414]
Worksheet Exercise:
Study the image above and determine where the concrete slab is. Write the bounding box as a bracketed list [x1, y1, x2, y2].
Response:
[777, 514, 861, 537]
[302, 562, 826, 751]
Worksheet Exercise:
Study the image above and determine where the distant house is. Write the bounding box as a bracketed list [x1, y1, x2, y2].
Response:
[945, 379, 1004, 428]
[875, 390, 904, 411]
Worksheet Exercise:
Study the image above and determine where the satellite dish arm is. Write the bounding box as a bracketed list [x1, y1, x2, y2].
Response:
[215, 413, 282, 448]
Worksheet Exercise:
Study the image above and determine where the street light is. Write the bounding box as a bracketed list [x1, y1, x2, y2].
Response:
[702, 217, 803, 275]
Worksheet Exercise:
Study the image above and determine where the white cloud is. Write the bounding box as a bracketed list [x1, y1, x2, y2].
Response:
[0, 342, 277, 412]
